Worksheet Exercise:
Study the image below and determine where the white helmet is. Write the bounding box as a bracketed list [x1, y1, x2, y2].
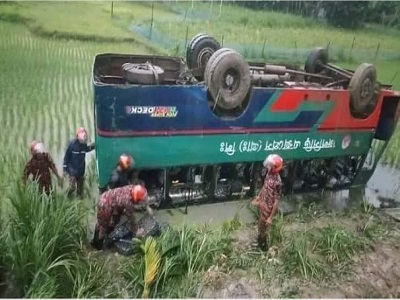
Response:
[263, 154, 283, 174]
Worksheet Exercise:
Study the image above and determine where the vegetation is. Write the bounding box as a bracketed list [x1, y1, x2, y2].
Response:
[2, 178, 398, 298]
[1, 181, 112, 298]
[0, 1, 400, 298]
[235, 1, 400, 30]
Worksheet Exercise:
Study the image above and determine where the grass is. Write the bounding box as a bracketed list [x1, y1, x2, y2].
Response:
[0, 179, 397, 297]
[0, 2, 169, 42]
[313, 225, 367, 266]
[1, 180, 111, 297]
[282, 230, 326, 280]
[122, 224, 233, 298]
[149, 1, 400, 50]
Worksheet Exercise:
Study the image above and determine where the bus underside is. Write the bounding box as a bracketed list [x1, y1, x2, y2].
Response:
[128, 154, 367, 211]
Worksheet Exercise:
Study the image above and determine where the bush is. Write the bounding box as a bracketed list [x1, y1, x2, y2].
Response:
[1, 181, 110, 297]
[123, 224, 233, 298]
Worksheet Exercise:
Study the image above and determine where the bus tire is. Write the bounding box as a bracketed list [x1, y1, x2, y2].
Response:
[349, 63, 379, 118]
[186, 33, 220, 80]
[205, 48, 235, 87]
[304, 47, 328, 75]
[186, 33, 208, 64]
[122, 63, 165, 85]
[206, 49, 251, 110]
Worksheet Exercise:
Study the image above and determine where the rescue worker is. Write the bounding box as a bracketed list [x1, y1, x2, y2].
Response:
[22, 140, 63, 196]
[107, 154, 135, 190]
[131, 170, 146, 187]
[63, 127, 95, 198]
[91, 184, 153, 250]
[251, 154, 283, 251]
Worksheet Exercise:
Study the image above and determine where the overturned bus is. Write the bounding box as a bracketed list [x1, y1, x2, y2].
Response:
[92, 33, 400, 211]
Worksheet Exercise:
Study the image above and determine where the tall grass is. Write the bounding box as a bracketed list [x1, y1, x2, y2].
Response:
[1, 180, 111, 297]
[281, 230, 325, 280]
[313, 225, 367, 266]
[123, 224, 233, 298]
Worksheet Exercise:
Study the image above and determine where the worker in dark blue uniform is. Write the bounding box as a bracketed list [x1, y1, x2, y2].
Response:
[107, 154, 135, 190]
[63, 127, 95, 198]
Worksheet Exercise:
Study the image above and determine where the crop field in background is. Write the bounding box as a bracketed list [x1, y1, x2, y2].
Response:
[127, 2, 400, 75]
[0, 20, 154, 193]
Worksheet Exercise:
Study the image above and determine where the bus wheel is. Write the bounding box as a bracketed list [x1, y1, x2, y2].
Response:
[205, 48, 235, 87]
[349, 63, 379, 119]
[186, 33, 220, 81]
[304, 47, 328, 80]
[122, 62, 165, 85]
[205, 49, 251, 111]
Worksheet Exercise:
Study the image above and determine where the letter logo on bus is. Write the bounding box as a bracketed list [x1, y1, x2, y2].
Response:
[125, 106, 178, 118]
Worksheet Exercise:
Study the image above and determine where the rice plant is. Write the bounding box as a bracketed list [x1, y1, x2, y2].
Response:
[221, 212, 242, 233]
[268, 211, 284, 246]
[360, 197, 375, 214]
[228, 251, 262, 270]
[358, 215, 386, 241]
[296, 201, 323, 223]
[281, 230, 325, 280]
[313, 225, 367, 266]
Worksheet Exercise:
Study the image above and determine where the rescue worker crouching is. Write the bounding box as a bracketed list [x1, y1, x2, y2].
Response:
[91, 184, 153, 251]
[251, 154, 283, 251]
[22, 140, 63, 196]
[107, 154, 135, 190]
[63, 127, 95, 198]
[99, 154, 145, 194]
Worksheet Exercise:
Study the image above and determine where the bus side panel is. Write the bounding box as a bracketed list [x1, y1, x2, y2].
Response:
[94, 85, 382, 136]
[95, 131, 373, 187]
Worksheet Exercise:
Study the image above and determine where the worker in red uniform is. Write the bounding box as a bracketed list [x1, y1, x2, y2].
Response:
[22, 140, 63, 196]
[251, 154, 283, 251]
[91, 184, 153, 250]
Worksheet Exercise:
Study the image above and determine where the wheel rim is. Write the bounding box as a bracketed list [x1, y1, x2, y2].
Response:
[222, 68, 240, 93]
[197, 47, 214, 67]
[360, 77, 373, 104]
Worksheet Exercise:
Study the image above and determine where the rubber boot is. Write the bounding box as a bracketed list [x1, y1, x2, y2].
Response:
[257, 234, 268, 252]
[90, 227, 104, 250]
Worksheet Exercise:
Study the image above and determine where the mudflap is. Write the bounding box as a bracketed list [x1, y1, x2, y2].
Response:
[108, 215, 171, 256]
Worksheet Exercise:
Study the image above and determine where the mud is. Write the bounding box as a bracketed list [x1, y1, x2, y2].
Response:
[300, 243, 400, 298]
[197, 267, 260, 298]
[196, 211, 400, 298]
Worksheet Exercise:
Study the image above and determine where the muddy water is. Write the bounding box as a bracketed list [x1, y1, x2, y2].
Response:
[154, 162, 400, 227]
[366, 163, 400, 205]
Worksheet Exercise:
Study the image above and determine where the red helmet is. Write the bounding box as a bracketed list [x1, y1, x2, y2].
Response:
[118, 154, 134, 170]
[263, 154, 283, 174]
[131, 184, 147, 203]
[76, 127, 88, 143]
